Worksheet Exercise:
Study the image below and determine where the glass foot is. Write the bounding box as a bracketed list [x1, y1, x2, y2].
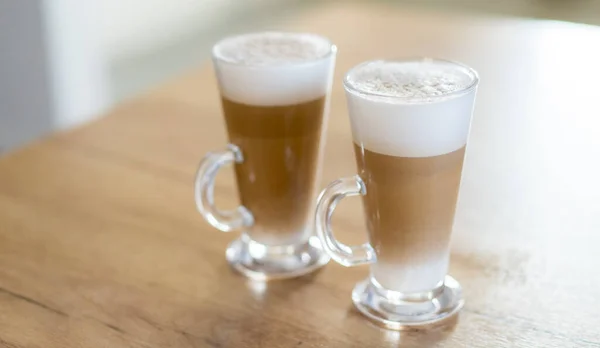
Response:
[352, 275, 464, 330]
[225, 235, 330, 280]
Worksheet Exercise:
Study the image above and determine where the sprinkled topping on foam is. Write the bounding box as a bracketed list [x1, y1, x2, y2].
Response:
[214, 32, 332, 65]
[345, 60, 477, 101]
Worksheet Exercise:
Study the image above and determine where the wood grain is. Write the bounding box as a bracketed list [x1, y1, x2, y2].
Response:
[2, 2, 600, 347]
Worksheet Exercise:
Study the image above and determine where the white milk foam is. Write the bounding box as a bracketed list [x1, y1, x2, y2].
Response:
[345, 60, 478, 157]
[213, 32, 335, 106]
[371, 252, 449, 293]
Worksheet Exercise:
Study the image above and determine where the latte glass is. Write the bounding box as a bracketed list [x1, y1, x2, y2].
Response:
[194, 32, 336, 280]
[315, 58, 478, 328]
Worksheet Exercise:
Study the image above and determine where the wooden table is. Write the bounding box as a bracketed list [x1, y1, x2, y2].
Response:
[2, 2, 600, 347]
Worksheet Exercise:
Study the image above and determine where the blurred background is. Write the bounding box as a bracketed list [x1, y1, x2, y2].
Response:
[1, 0, 600, 153]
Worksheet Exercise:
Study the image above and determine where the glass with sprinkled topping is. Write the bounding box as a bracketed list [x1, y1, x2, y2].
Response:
[315, 58, 479, 329]
[194, 32, 336, 280]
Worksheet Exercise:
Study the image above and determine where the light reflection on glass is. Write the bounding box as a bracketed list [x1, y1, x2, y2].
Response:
[246, 279, 268, 301]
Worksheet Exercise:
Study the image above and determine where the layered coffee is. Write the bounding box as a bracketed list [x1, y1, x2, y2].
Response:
[213, 32, 334, 246]
[345, 59, 477, 293]
[223, 96, 325, 245]
[354, 144, 465, 293]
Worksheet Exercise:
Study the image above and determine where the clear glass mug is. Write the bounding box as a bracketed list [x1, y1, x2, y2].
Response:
[194, 32, 336, 280]
[315, 58, 479, 329]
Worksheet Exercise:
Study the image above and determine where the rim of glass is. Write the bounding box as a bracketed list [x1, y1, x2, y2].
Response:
[212, 31, 337, 67]
[343, 58, 480, 104]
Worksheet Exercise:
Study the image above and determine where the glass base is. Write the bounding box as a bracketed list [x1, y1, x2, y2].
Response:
[351, 275, 463, 330]
[225, 235, 330, 280]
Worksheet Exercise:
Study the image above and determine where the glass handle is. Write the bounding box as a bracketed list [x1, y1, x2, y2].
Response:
[194, 144, 253, 232]
[315, 175, 376, 267]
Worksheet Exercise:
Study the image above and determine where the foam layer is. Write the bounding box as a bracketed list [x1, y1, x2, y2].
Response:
[345, 59, 478, 157]
[371, 253, 449, 293]
[213, 32, 336, 106]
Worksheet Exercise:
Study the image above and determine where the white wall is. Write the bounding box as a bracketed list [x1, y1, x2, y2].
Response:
[0, 0, 108, 151]
[42, 0, 109, 130]
[99, 0, 297, 60]
[0, 0, 54, 151]
[100, 0, 224, 60]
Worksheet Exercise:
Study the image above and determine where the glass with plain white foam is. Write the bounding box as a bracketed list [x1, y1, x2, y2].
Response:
[194, 32, 336, 280]
[315, 58, 479, 329]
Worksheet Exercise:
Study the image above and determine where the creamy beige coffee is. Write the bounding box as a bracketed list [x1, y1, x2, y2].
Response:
[345, 59, 478, 293]
[354, 144, 465, 291]
[223, 96, 326, 245]
[213, 32, 334, 246]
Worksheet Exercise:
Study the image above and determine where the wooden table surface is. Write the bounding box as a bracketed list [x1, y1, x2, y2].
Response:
[2, 2, 600, 347]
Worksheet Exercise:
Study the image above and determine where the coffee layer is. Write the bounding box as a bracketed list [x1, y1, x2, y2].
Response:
[224, 96, 326, 246]
[354, 144, 466, 293]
